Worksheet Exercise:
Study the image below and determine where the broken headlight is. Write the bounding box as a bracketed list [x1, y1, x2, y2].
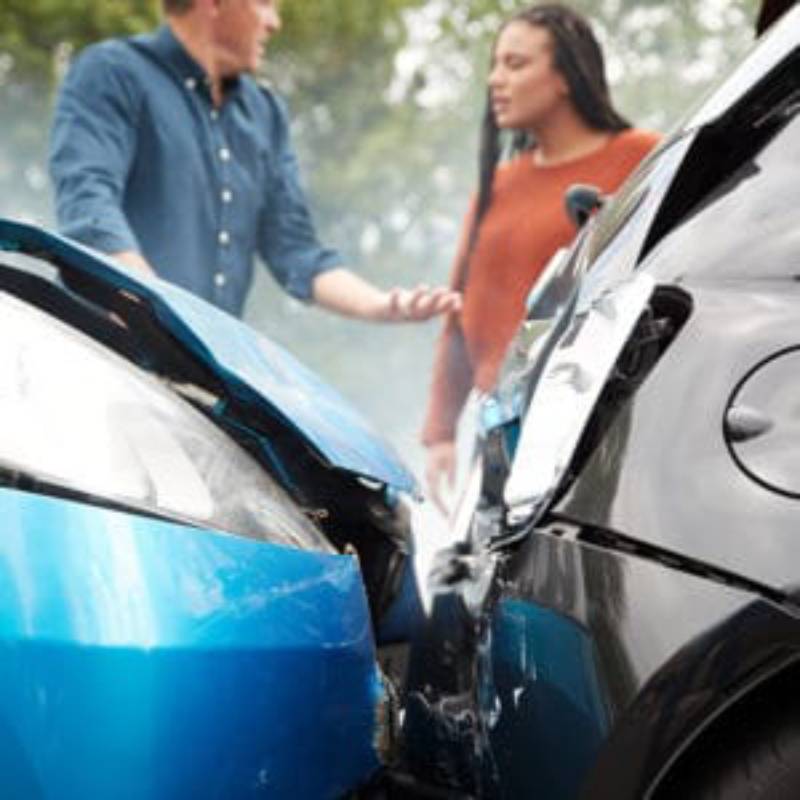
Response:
[0, 292, 332, 552]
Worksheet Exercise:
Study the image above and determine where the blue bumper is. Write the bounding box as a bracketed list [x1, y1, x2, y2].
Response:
[0, 488, 382, 798]
[486, 598, 609, 799]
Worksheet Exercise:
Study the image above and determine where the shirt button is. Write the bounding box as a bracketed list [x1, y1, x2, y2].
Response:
[218, 231, 230, 246]
[184, 77, 197, 90]
[210, 109, 219, 121]
[214, 272, 227, 288]
[219, 147, 231, 162]
[221, 189, 233, 204]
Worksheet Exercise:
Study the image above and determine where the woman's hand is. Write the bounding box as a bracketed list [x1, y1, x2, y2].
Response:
[425, 440, 457, 516]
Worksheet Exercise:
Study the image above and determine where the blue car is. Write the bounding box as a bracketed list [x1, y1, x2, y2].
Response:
[0, 218, 418, 799]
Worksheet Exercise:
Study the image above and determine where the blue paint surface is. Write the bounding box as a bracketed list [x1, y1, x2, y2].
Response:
[0, 218, 416, 494]
[486, 599, 610, 799]
[0, 488, 382, 798]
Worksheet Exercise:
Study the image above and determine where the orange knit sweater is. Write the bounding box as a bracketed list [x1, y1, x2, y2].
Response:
[422, 128, 661, 445]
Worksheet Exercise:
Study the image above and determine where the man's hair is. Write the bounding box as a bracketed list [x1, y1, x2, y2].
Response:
[162, 0, 195, 14]
[462, 3, 630, 284]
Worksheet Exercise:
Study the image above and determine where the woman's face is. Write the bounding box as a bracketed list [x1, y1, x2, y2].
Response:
[488, 21, 570, 132]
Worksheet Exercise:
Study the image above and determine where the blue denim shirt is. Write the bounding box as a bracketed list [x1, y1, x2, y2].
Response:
[49, 25, 342, 316]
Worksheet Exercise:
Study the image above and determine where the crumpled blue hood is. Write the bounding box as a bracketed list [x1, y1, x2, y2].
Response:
[0, 218, 416, 494]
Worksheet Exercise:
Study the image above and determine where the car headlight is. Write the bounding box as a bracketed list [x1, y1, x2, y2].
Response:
[0, 292, 332, 552]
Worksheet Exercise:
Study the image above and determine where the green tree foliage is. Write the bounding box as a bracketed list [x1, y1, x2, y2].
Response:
[0, 0, 159, 78]
[0, 0, 424, 80]
[279, 0, 425, 53]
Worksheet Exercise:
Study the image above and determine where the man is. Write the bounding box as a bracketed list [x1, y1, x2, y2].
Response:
[49, 0, 460, 322]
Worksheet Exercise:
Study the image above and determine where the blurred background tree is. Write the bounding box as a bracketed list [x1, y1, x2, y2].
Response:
[0, 0, 760, 484]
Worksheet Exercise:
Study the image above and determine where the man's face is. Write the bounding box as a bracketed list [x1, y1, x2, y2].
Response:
[213, 0, 281, 76]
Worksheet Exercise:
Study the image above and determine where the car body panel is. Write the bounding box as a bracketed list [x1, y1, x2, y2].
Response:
[507, 532, 800, 800]
[486, 597, 609, 799]
[556, 109, 800, 592]
[557, 284, 800, 594]
[682, 5, 799, 130]
[406, 525, 800, 800]
[0, 218, 416, 495]
[0, 487, 382, 798]
[643, 114, 800, 287]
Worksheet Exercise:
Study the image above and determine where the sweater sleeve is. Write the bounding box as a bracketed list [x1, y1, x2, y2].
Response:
[421, 314, 475, 445]
[420, 203, 476, 446]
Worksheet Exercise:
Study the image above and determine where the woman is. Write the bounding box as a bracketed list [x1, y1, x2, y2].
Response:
[422, 3, 660, 513]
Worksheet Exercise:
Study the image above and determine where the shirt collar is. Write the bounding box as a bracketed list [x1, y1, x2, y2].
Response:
[147, 24, 242, 100]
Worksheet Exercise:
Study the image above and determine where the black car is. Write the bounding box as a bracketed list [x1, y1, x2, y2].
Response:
[399, 8, 800, 799]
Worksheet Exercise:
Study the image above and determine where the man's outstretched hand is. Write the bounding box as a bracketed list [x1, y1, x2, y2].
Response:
[312, 268, 461, 323]
[384, 284, 462, 322]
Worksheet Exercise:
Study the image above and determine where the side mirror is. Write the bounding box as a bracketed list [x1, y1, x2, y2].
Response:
[564, 183, 604, 229]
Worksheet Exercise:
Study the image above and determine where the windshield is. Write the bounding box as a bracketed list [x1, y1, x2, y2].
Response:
[0, 292, 332, 552]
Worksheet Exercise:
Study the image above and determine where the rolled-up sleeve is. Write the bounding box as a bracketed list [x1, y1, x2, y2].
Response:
[49, 44, 141, 255]
[257, 93, 342, 301]
[421, 201, 477, 445]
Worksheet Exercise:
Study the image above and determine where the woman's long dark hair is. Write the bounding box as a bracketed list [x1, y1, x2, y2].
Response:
[461, 4, 630, 284]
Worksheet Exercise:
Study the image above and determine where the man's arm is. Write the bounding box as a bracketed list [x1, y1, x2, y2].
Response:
[312, 268, 461, 322]
[49, 43, 144, 261]
[256, 90, 460, 322]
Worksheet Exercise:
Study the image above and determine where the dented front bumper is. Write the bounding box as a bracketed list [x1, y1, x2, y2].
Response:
[0, 488, 387, 798]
